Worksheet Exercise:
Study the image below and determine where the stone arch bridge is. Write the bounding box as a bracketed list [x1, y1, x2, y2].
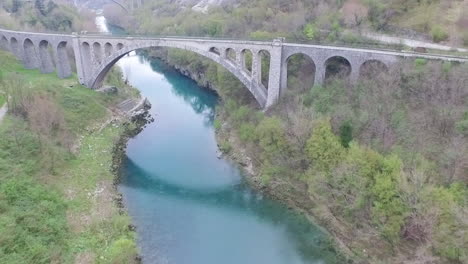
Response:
[1, 28, 467, 108]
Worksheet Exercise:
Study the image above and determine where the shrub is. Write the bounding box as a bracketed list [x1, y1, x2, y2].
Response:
[424, 185, 468, 261]
[213, 119, 221, 130]
[307, 81, 345, 114]
[238, 122, 256, 142]
[302, 89, 314, 107]
[463, 32, 468, 47]
[260, 162, 286, 184]
[431, 25, 449, 43]
[256, 117, 288, 156]
[105, 238, 138, 264]
[339, 121, 353, 148]
[303, 23, 318, 40]
[219, 140, 232, 153]
[371, 155, 407, 244]
[441, 62, 452, 73]
[231, 105, 251, 125]
[306, 119, 344, 172]
[455, 112, 468, 136]
[414, 58, 427, 72]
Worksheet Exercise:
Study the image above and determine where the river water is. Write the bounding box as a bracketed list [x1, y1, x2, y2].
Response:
[96, 16, 340, 264]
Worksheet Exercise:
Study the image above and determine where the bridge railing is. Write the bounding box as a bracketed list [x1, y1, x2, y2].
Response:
[2, 26, 467, 59]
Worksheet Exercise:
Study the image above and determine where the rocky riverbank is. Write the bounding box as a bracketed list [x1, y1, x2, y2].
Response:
[111, 97, 153, 185]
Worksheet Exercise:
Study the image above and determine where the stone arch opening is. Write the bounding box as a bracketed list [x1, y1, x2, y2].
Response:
[325, 56, 351, 82]
[104, 43, 113, 58]
[93, 42, 102, 64]
[225, 48, 236, 63]
[23, 38, 38, 69]
[38, 40, 55, 73]
[90, 44, 267, 108]
[285, 53, 316, 92]
[259, 50, 270, 89]
[241, 49, 253, 75]
[359, 60, 388, 79]
[117, 43, 124, 50]
[81, 42, 92, 78]
[57, 41, 73, 78]
[10, 37, 19, 58]
[209, 47, 220, 56]
[1, 35, 8, 51]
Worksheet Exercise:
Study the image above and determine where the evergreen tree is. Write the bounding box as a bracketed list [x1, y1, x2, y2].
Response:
[35, 0, 46, 16]
[11, 0, 21, 13]
[46, 1, 57, 15]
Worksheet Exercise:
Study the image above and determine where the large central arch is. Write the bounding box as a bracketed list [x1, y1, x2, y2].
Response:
[87, 41, 268, 108]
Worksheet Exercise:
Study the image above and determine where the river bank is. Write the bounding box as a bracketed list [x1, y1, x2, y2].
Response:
[0, 49, 145, 263]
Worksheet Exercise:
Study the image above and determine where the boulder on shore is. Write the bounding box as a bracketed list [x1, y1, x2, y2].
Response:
[97, 86, 118, 94]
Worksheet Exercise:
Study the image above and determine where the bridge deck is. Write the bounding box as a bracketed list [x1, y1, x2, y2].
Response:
[2, 28, 467, 63]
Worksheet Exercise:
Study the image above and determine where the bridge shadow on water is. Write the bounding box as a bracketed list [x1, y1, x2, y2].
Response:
[120, 157, 344, 263]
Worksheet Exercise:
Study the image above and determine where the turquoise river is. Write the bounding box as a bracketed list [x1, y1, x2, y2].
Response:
[97, 16, 342, 264]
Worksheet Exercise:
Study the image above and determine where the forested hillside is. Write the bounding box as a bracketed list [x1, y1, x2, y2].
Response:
[103, 0, 468, 263]
[107, 0, 468, 46]
[0, 0, 96, 32]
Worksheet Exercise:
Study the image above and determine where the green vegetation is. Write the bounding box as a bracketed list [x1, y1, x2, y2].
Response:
[0, 0, 95, 32]
[0, 49, 139, 263]
[431, 25, 449, 43]
[169, 48, 467, 262]
[108, 0, 468, 48]
[463, 32, 468, 47]
[221, 61, 468, 263]
[0, 93, 5, 107]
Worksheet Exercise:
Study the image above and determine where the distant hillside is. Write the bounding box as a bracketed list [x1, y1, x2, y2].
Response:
[106, 0, 467, 47]
[0, 0, 96, 32]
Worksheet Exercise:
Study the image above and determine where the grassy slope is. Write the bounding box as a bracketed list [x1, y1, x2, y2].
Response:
[0, 50, 139, 264]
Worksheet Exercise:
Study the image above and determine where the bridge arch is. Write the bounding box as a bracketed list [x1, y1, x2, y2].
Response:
[284, 53, 316, 92]
[57, 41, 72, 78]
[93, 42, 103, 64]
[38, 40, 55, 73]
[88, 43, 268, 108]
[209, 47, 221, 56]
[324, 56, 352, 81]
[258, 50, 271, 89]
[81, 42, 92, 77]
[0, 35, 8, 51]
[225, 48, 236, 63]
[23, 38, 39, 69]
[104, 42, 113, 58]
[359, 59, 389, 79]
[240, 49, 253, 75]
[10, 37, 20, 58]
